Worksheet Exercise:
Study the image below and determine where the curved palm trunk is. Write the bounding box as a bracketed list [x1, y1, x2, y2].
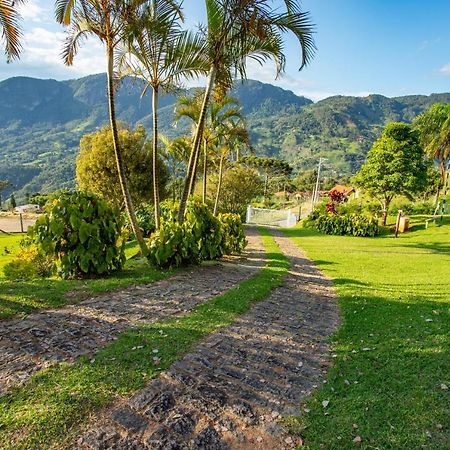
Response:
[152, 87, 161, 229]
[202, 139, 208, 203]
[213, 154, 225, 216]
[106, 49, 148, 257]
[178, 66, 217, 222]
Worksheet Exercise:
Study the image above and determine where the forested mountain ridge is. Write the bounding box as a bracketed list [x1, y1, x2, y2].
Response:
[0, 73, 448, 199]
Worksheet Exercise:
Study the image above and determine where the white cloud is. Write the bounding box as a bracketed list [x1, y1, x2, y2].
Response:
[438, 62, 450, 75]
[20, 27, 105, 78]
[18, 0, 48, 23]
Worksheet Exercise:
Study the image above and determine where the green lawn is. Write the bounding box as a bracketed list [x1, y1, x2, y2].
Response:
[283, 218, 449, 449]
[0, 236, 169, 319]
[0, 229, 288, 449]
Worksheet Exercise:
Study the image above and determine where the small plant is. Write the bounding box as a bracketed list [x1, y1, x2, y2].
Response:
[31, 191, 126, 278]
[134, 204, 156, 237]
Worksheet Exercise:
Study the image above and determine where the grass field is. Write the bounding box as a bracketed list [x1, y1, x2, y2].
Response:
[0, 229, 289, 449]
[283, 218, 449, 449]
[0, 235, 168, 319]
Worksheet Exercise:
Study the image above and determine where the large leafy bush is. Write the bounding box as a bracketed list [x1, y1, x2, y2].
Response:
[31, 192, 126, 278]
[148, 200, 247, 268]
[218, 213, 247, 254]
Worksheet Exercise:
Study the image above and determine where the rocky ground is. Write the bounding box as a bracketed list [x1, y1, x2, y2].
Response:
[76, 231, 339, 450]
[0, 229, 265, 396]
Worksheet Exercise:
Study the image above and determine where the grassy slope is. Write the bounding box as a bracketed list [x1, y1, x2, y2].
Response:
[0, 229, 289, 449]
[0, 237, 169, 319]
[284, 219, 449, 449]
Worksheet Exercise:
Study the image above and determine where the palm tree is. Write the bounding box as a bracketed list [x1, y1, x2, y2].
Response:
[119, 0, 207, 228]
[177, 0, 315, 222]
[55, 0, 149, 256]
[159, 134, 190, 201]
[414, 103, 450, 198]
[1, 0, 24, 61]
[175, 91, 244, 203]
[213, 124, 250, 215]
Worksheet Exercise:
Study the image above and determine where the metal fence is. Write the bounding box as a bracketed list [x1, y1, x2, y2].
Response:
[0, 215, 37, 233]
[246, 206, 298, 227]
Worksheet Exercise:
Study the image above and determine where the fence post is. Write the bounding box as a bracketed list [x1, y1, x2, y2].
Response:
[19, 213, 24, 233]
[246, 205, 252, 224]
[395, 210, 402, 238]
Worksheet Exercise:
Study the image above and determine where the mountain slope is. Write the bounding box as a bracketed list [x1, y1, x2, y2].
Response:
[0, 73, 448, 199]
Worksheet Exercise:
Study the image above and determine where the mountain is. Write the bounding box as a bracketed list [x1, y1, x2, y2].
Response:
[0, 73, 448, 200]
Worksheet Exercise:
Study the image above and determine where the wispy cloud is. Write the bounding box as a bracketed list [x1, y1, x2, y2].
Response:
[418, 38, 441, 51]
[18, 0, 49, 23]
[438, 62, 450, 75]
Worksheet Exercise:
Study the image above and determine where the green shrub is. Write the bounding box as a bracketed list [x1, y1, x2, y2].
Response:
[135, 204, 156, 237]
[31, 191, 126, 279]
[218, 213, 247, 254]
[148, 199, 222, 268]
[3, 244, 54, 280]
[314, 213, 379, 237]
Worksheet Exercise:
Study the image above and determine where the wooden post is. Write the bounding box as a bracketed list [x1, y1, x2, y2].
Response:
[298, 204, 302, 221]
[19, 213, 24, 233]
[395, 210, 402, 238]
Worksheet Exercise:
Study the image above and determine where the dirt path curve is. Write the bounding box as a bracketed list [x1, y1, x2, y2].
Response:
[0, 229, 265, 396]
[76, 230, 339, 450]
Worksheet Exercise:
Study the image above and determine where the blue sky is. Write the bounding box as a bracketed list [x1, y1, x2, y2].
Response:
[1, 0, 449, 101]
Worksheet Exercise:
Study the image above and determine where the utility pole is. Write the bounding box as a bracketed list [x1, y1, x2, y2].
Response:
[312, 157, 327, 206]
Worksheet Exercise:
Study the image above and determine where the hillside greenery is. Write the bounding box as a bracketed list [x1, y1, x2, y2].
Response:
[1, 74, 449, 201]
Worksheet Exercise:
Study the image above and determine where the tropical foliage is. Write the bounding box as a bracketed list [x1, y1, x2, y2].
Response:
[0, 0, 24, 61]
[31, 191, 126, 278]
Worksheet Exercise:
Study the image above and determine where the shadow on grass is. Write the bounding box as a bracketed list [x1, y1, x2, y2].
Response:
[404, 242, 450, 255]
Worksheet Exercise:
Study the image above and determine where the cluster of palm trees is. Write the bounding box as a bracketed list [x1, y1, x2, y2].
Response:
[1, 0, 315, 256]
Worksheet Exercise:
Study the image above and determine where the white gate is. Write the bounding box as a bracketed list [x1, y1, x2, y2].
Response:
[246, 206, 297, 227]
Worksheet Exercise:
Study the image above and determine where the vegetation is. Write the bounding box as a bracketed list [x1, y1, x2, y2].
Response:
[284, 218, 450, 449]
[119, 0, 206, 228]
[312, 212, 379, 237]
[177, 0, 316, 221]
[0, 235, 170, 320]
[76, 125, 168, 208]
[56, 0, 149, 256]
[0, 229, 289, 449]
[353, 123, 429, 225]
[31, 192, 126, 278]
[414, 103, 450, 191]
[0, 179, 12, 209]
[0, 0, 23, 61]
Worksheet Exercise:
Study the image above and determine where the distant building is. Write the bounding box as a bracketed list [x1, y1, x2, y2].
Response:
[14, 204, 40, 214]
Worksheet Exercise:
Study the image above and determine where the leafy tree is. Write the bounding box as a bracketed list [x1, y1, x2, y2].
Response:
[353, 122, 429, 225]
[76, 126, 168, 208]
[208, 164, 263, 218]
[0, 179, 12, 208]
[0, 0, 24, 61]
[177, 0, 316, 222]
[119, 0, 206, 228]
[56, 0, 149, 256]
[413, 103, 450, 194]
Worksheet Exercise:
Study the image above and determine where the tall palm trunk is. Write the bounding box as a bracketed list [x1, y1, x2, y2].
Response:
[202, 139, 208, 203]
[213, 154, 225, 216]
[178, 66, 217, 222]
[106, 47, 148, 257]
[152, 86, 161, 229]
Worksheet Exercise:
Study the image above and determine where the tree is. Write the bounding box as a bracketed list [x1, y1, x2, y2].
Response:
[9, 193, 16, 209]
[76, 126, 168, 208]
[0, 180, 12, 209]
[56, 0, 149, 256]
[353, 122, 429, 226]
[413, 103, 450, 195]
[208, 164, 263, 218]
[159, 135, 190, 201]
[119, 0, 206, 228]
[175, 91, 246, 203]
[177, 0, 315, 222]
[0, 0, 24, 61]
